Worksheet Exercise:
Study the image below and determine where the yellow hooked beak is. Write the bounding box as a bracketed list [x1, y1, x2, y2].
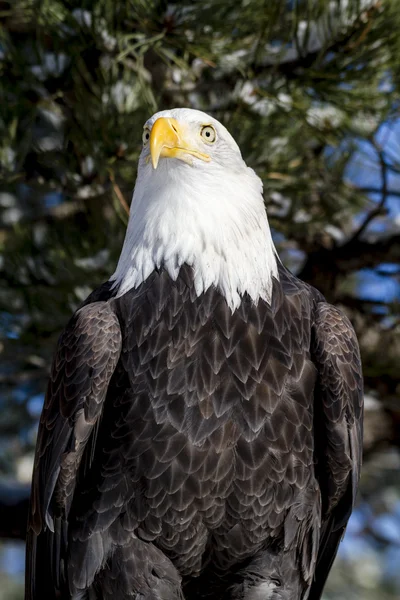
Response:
[150, 117, 211, 169]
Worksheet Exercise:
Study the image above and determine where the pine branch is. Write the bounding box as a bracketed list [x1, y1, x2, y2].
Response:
[356, 187, 400, 198]
[349, 140, 389, 242]
[298, 233, 400, 295]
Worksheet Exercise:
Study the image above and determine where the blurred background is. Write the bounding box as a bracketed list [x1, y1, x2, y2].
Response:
[0, 1, 399, 598]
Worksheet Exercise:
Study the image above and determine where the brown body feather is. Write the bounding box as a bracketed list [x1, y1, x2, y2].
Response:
[26, 263, 363, 600]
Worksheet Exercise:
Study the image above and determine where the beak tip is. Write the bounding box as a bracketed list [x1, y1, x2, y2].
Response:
[150, 117, 180, 171]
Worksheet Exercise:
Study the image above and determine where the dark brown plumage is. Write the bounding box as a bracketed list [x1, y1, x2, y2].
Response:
[26, 262, 363, 600]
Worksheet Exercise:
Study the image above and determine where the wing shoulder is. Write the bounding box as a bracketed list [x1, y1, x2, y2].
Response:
[312, 302, 363, 507]
[309, 301, 363, 600]
[29, 301, 122, 534]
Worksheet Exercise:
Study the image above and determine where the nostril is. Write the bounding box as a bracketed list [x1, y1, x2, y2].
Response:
[171, 123, 178, 134]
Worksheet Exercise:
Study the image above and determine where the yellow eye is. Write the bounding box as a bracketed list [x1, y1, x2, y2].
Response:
[142, 128, 150, 145]
[200, 125, 216, 144]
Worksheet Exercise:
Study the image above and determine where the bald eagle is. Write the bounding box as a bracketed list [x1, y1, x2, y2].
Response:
[26, 108, 363, 600]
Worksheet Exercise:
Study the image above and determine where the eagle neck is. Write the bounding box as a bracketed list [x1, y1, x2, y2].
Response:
[110, 161, 279, 311]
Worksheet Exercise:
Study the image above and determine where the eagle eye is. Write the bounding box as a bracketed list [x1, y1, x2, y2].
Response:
[200, 125, 216, 144]
[142, 128, 150, 145]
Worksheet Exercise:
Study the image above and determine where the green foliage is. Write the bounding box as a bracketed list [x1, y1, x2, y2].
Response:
[0, 1, 396, 190]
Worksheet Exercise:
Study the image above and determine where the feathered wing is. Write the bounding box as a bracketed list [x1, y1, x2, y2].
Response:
[25, 301, 122, 599]
[309, 302, 363, 600]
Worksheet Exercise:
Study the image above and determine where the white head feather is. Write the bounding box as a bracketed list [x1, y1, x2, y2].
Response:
[111, 108, 278, 311]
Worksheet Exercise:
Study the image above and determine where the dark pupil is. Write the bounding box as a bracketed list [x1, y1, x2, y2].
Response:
[206, 131, 210, 137]
[146, 133, 149, 139]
